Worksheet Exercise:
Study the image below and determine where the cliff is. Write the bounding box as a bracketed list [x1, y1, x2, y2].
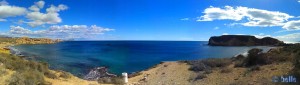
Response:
[208, 35, 284, 46]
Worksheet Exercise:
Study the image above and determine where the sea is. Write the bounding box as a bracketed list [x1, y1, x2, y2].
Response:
[12, 41, 273, 77]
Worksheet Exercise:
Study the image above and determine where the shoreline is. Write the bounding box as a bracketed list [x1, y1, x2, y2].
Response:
[0, 37, 101, 85]
[1, 37, 296, 84]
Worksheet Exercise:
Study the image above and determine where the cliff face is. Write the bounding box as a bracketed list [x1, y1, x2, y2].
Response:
[208, 35, 284, 46]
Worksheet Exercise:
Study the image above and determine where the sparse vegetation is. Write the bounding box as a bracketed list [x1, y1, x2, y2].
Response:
[233, 47, 294, 68]
[220, 67, 232, 73]
[0, 53, 56, 85]
[97, 76, 124, 84]
[57, 70, 72, 79]
[186, 58, 231, 72]
[194, 73, 207, 81]
[128, 72, 142, 78]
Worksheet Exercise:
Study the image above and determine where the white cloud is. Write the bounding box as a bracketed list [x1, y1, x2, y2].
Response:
[180, 18, 189, 21]
[0, 0, 8, 5]
[298, 0, 300, 3]
[35, 1, 45, 8]
[26, 1, 68, 27]
[254, 33, 271, 38]
[275, 33, 300, 43]
[8, 25, 114, 39]
[198, 6, 244, 21]
[0, 1, 27, 19]
[283, 20, 300, 30]
[222, 33, 229, 35]
[198, 6, 294, 27]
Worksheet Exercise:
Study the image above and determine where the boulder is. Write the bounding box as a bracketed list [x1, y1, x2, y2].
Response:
[84, 67, 117, 81]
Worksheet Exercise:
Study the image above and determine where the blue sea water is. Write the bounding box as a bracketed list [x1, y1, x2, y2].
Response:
[13, 41, 273, 77]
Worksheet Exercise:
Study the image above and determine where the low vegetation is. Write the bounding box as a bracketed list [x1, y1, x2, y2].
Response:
[0, 53, 56, 85]
[97, 77, 124, 85]
[185, 58, 231, 72]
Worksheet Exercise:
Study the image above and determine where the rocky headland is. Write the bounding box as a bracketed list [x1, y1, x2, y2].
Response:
[208, 35, 285, 46]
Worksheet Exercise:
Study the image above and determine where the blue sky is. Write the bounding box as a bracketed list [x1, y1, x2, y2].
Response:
[1, 0, 300, 42]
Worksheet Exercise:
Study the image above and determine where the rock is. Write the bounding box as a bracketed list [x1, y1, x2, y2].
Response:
[83, 67, 117, 81]
[208, 35, 284, 46]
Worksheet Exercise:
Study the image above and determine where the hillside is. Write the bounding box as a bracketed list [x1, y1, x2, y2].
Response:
[208, 35, 284, 46]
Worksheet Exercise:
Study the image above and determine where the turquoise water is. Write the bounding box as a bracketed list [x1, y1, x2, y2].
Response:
[13, 41, 273, 77]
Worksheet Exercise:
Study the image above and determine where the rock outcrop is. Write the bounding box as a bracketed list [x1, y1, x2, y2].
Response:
[208, 35, 284, 46]
[84, 67, 117, 81]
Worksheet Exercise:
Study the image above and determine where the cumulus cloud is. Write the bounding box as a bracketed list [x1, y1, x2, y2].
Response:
[198, 6, 244, 21]
[283, 20, 300, 30]
[26, 1, 68, 27]
[0, 0, 27, 21]
[198, 6, 294, 27]
[8, 25, 114, 39]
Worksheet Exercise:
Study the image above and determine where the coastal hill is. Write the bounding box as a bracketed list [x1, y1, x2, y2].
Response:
[15, 37, 62, 44]
[208, 35, 284, 46]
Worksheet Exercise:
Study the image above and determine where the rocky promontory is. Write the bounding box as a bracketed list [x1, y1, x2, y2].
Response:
[208, 35, 284, 46]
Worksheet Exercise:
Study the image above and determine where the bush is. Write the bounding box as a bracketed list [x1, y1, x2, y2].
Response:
[194, 73, 207, 81]
[249, 65, 260, 71]
[202, 58, 231, 68]
[0, 53, 54, 84]
[203, 69, 212, 74]
[188, 61, 208, 72]
[98, 77, 124, 84]
[57, 70, 72, 79]
[8, 70, 49, 85]
[44, 71, 57, 79]
[220, 67, 232, 73]
[234, 60, 245, 67]
[0, 66, 7, 76]
[187, 58, 231, 72]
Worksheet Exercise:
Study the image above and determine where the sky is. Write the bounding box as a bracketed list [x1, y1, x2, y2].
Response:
[1, 0, 300, 42]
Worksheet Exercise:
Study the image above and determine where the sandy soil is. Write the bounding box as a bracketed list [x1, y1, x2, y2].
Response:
[128, 61, 293, 85]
